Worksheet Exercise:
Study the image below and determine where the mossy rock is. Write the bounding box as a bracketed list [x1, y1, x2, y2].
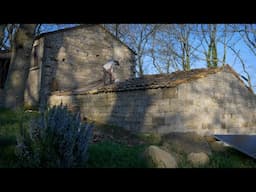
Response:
[143, 145, 177, 168]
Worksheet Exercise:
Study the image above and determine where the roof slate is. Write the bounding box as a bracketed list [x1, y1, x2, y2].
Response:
[52, 64, 251, 96]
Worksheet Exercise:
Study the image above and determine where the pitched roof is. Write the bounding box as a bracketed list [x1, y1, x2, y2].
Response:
[53, 64, 252, 96]
[35, 24, 136, 54]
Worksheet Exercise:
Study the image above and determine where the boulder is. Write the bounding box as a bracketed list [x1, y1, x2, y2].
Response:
[204, 135, 216, 143]
[187, 152, 209, 166]
[144, 145, 177, 168]
[209, 141, 227, 152]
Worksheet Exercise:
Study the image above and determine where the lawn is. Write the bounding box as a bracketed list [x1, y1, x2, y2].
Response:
[0, 108, 39, 167]
[0, 107, 256, 168]
[87, 141, 147, 168]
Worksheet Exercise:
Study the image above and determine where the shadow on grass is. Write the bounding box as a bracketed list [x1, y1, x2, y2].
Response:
[0, 135, 17, 168]
[0, 136, 16, 146]
[0, 108, 38, 168]
[207, 148, 256, 168]
[87, 140, 147, 168]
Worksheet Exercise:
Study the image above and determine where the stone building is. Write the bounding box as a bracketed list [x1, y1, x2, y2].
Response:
[0, 24, 136, 108]
[49, 65, 256, 135]
[1, 25, 256, 136]
[24, 24, 136, 108]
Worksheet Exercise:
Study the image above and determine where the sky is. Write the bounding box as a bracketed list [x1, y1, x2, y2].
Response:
[193, 38, 255, 92]
[39, 24, 256, 93]
[200, 39, 256, 92]
[141, 28, 256, 93]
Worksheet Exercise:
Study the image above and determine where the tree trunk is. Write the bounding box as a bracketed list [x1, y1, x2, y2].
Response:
[212, 25, 218, 67]
[0, 25, 7, 49]
[115, 24, 120, 38]
[4, 24, 36, 109]
[212, 42, 218, 67]
[206, 43, 212, 67]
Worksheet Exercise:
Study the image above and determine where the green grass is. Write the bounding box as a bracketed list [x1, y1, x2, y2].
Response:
[0, 145, 17, 168]
[0, 108, 38, 167]
[207, 149, 256, 168]
[175, 148, 256, 168]
[1, 107, 256, 168]
[87, 141, 147, 168]
[0, 108, 38, 137]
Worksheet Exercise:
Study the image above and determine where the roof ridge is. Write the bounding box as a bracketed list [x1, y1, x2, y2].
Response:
[34, 24, 136, 54]
[221, 64, 253, 93]
[52, 64, 253, 96]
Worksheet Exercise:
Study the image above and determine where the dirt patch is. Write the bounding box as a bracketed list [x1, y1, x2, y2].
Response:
[161, 132, 212, 155]
[91, 123, 217, 156]
[91, 123, 146, 146]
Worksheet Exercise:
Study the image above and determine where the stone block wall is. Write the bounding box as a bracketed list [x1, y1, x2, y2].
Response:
[24, 38, 44, 107]
[48, 70, 256, 135]
[25, 25, 136, 108]
[41, 25, 135, 91]
[24, 67, 40, 107]
[165, 71, 256, 135]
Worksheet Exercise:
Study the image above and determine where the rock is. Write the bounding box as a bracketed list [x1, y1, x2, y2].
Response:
[209, 141, 227, 152]
[187, 152, 209, 166]
[204, 135, 216, 143]
[144, 145, 177, 168]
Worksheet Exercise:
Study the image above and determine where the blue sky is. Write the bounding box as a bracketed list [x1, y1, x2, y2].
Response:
[142, 29, 256, 93]
[145, 42, 256, 92]
[40, 24, 256, 92]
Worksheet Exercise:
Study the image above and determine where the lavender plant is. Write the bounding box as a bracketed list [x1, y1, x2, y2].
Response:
[16, 105, 93, 168]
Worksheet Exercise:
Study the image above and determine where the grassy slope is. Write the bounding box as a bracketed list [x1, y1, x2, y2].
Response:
[87, 141, 147, 168]
[0, 108, 39, 167]
[0, 108, 256, 168]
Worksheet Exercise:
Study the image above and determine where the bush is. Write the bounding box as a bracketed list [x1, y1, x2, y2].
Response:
[15, 105, 93, 168]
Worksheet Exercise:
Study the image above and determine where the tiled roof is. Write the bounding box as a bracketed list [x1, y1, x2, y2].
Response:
[53, 64, 250, 96]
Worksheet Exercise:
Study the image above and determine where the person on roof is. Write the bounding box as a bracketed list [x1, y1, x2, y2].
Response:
[103, 60, 120, 85]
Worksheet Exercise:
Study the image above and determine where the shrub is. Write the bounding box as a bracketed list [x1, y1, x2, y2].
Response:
[15, 105, 93, 168]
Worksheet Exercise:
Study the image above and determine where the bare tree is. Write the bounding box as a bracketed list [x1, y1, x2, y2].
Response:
[169, 24, 199, 71]
[103, 24, 127, 42]
[237, 24, 256, 90]
[243, 24, 256, 53]
[4, 24, 37, 108]
[105, 24, 197, 73]
[199, 24, 219, 67]
[1, 24, 80, 108]
[120, 24, 160, 76]
[148, 24, 181, 73]
[0, 24, 19, 50]
[228, 45, 253, 89]
[177, 24, 192, 70]
[0, 24, 7, 49]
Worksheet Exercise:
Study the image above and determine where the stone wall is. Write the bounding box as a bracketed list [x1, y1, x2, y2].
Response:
[24, 67, 40, 107]
[42, 25, 135, 91]
[25, 25, 136, 108]
[48, 70, 256, 135]
[24, 38, 44, 107]
[176, 70, 256, 135]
